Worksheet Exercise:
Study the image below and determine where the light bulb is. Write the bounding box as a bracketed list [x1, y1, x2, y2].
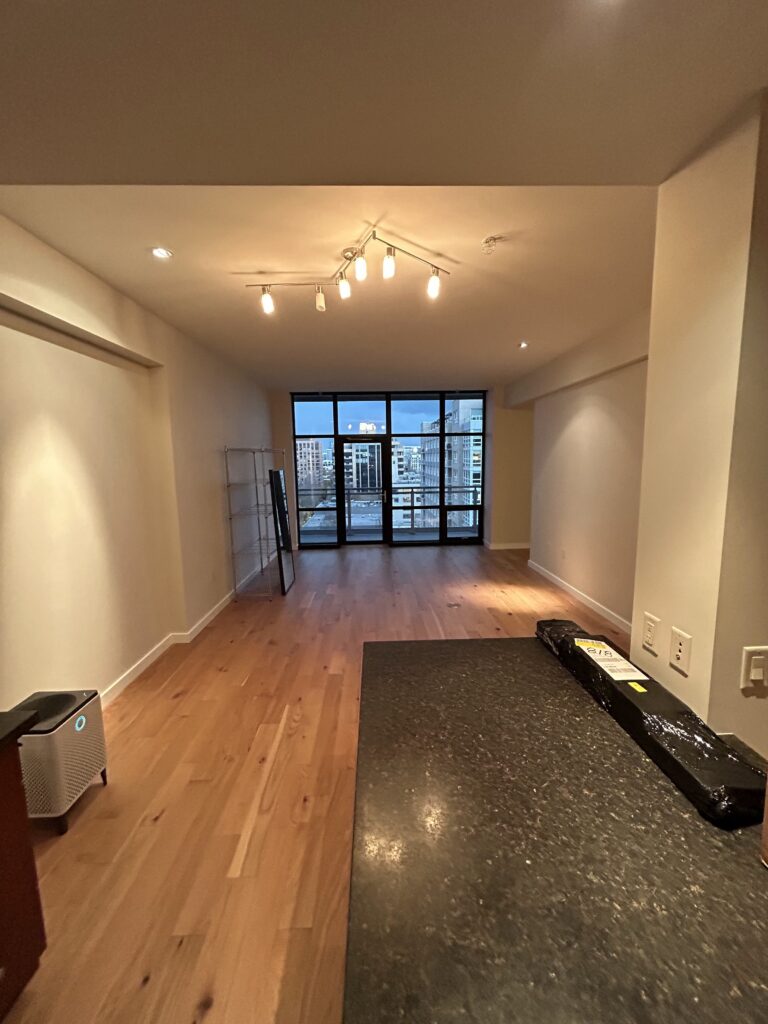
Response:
[315, 286, 326, 312]
[261, 286, 275, 315]
[355, 251, 368, 281]
[519, 340, 528, 349]
[382, 246, 396, 279]
[151, 246, 173, 260]
[427, 268, 440, 300]
[338, 274, 351, 300]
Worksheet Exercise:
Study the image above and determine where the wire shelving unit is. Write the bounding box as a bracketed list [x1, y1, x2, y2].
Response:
[224, 446, 286, 599]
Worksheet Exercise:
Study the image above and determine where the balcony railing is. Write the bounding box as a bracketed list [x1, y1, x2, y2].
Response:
[297, 485, 480, 532]
[298, 485, 479, 504]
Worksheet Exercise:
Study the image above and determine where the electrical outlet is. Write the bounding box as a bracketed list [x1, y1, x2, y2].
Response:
[740, 646, 768, 693]
[670, 627, 692, 676]
[642, 612, 660, 653]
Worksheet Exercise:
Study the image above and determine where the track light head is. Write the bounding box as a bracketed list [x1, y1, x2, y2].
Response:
[338, 273, 351, 300]
[427, 267, 440, 300]
[261, 286, 275, 315]
[354, 249, 368, 282]
[315, 286, 326, 312]
[382, 246, 396, 279]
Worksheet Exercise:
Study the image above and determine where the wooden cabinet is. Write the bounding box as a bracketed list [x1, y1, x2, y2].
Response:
[0, 713, 46, 1020]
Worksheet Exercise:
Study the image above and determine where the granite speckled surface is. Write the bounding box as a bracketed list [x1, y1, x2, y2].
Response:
[344, 638, 768, 1024]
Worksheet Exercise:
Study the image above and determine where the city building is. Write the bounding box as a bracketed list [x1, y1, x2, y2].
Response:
[295, 438, 323, 493]
[343, 441, 382, 492]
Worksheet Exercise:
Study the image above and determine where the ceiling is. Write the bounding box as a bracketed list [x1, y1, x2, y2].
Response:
[1, 2, 767, 186]
[0, 186, 657, 389]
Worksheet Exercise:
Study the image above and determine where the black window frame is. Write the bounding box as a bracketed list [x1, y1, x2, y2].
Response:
[291, 391, 486, 548]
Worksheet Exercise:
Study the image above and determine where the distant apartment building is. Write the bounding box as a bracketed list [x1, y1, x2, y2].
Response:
[404, 446, 422, 475]
[344, 443, 382, 491]
[421, 400, 482, 527]
[391, 440, 406, 483]
[296, 438, 323, 495]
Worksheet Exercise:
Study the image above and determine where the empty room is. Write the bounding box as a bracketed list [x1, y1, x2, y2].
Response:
[1, 3, 767, 1023]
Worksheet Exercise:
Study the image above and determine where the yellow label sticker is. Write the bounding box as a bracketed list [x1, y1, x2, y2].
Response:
[628, 681, 647, 693]
[573, 639, 649, 682]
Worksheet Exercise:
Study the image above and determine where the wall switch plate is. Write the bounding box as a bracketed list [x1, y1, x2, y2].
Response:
[670, 627, 692, 676]
[642, 612, 660, 653]
[740, 646, 768, 693]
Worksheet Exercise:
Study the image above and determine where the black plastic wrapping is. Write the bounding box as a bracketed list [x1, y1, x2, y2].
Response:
[537, 619, 766, 830]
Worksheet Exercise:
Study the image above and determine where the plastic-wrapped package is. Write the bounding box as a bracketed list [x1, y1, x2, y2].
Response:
[537, 619, 766, 830]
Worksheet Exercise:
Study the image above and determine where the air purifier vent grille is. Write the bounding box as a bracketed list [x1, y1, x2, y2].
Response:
[18, 694, 106, 818]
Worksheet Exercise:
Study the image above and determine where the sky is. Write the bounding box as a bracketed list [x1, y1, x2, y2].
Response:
[294, 398, 441, 435]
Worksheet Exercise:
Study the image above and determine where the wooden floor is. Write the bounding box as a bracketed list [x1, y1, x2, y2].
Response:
[10, 547, 628, 1024]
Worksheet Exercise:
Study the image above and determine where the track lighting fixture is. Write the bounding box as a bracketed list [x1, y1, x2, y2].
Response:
[245, 227, 450, 316]
[354, 249, 368, 282]
[427, 267, 441, 300]
[382, 246, 396, 279]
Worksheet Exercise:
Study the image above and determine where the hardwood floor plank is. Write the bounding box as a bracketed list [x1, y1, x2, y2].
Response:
[9, 547, 628, 1024]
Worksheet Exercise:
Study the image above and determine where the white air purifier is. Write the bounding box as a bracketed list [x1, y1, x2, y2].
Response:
[14, 690, 107, 834]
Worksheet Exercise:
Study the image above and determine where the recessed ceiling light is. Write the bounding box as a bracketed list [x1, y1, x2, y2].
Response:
[519, 340, 529, 349]
[151, 246, 173, 260]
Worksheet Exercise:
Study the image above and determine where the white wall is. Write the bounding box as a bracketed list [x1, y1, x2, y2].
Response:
[529, 361, 647, 631]
[630, 107, 760, 721]
[0, 318, 183, 709]
[708, 102, 768, 755]
[269, 391, 298, 533]
[0, 215, 164, 366]
[484, 387, 533, 549]
[0, 218, 271, 711]
[164, 341, 271, 627]
[504, 310, 650, 408]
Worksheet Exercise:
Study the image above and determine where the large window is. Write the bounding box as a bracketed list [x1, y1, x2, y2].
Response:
[292, 392, 485, 547]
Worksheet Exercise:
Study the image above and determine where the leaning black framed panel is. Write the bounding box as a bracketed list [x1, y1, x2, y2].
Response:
[269, 468, 296, 594]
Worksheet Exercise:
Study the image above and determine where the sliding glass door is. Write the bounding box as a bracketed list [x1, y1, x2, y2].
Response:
[339, 438, 386, 543]
[292, 392, 485, 548]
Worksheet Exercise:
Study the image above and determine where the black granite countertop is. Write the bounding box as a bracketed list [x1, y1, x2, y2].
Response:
[0, 709, 38, 751]
[344, 637, 768, 1024]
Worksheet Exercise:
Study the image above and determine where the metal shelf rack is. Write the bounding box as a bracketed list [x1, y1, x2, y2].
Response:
[224, 446, 286, 599]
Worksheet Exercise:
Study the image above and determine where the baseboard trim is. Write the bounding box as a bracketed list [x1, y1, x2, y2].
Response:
[101, 583, 242, 707]
[527, 559, 632, 634]
[484, 541, 530, 550]
[101, 564, 270, 707]
[101, 632, 179, 707]
[166, 586, 237, 646]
